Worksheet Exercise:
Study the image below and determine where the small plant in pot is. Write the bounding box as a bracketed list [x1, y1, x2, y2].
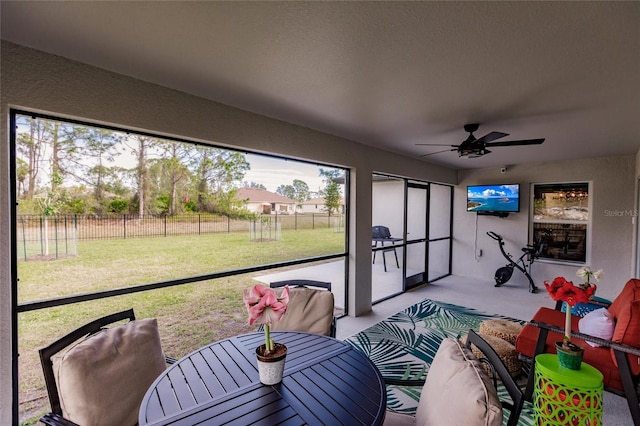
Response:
[544, 275, 597, 369]
[243, 284, 290, 384]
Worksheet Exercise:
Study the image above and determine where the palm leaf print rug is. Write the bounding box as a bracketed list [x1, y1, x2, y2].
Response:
[345, 298, 535, 426]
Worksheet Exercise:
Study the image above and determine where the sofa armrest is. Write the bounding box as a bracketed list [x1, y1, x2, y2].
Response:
[530, 319, 640, 356]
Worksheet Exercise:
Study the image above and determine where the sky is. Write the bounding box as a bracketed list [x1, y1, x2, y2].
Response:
[244, 154, 329, 194]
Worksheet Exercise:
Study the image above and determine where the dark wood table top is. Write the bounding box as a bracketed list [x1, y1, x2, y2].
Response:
[139, 331, 386, 425]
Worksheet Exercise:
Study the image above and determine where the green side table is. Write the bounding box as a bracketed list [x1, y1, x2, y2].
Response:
[533, 353, 604, 425]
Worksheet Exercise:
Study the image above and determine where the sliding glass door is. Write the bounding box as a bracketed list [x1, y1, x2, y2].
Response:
[427, 183, 453, 281]
[405, 183, 428, 289]
[372, 176, 452, 302]
[371, 176, 405, 301]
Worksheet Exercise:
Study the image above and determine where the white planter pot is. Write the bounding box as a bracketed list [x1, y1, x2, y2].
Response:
[255, 343, 287, 385]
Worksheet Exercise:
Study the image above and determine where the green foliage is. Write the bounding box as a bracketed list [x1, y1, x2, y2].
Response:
[109, 199, 129, 213]
[319, 168, 343, 215]
[276, 179, 310, 209]
[16, 198, 40, 215]
[66, 198, 89, 215]
[183, 200, 197, 212]
[276, 184, 295, 199]
[15, 115, 253, 219]
[153, 195, 171, 215]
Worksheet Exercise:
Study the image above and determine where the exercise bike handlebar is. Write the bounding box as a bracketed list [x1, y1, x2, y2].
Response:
[487, 231, 502, 241]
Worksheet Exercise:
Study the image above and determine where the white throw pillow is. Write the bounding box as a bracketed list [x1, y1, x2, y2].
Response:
[578, 307, 615, 347]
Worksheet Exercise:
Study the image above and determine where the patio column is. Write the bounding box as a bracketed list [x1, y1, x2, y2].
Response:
[348, 168, 373, 316]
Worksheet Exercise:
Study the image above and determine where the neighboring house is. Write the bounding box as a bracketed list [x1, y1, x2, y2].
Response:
[235, 187, 296, 214]
[300, 197, 346, 214]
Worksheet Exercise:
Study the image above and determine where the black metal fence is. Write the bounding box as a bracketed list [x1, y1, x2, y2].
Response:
[16, 213, 345, 260]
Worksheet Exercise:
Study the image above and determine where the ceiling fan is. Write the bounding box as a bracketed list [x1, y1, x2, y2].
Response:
[417, 123, 545, 158]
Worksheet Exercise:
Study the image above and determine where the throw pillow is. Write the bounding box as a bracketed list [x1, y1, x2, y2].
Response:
[610, 300, 640, 374]
[415, 338, 502, 426]
[53, 318, 166, 426]
[270, 287, 334, 336]
[578, 308, 614, 347]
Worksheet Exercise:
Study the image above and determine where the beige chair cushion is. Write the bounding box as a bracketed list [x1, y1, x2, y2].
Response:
[270, 287, 334, 336]
[53, 318, 166, 426]
[415, 338, 502, 426]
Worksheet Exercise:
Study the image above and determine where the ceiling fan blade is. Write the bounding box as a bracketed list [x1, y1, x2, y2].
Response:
[486, 138, 545, 147]
[415, 143, 456, 146]
[419, 148, 456, 157]
[475, 131, 508, 144]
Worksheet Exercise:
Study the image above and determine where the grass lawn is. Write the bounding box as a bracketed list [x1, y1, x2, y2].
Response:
[17, 228, 345, 424]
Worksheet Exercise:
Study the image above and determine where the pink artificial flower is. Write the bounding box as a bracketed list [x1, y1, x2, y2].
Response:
[243, 284, 290, 326]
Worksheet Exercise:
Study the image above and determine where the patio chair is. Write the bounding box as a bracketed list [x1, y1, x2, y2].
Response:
[515, 278, 640, 425]
[383, 330, 524, 426]
[39, 309, 175, 426]
[372, 225, 403, 272]
[268, 280, 336, 337]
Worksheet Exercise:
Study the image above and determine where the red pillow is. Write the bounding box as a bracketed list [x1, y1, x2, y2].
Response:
[609, 279, 640, 319]
[611, 300, 640, 375]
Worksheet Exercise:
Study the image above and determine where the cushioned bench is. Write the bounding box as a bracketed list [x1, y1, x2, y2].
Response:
[516, 278, 640, 424]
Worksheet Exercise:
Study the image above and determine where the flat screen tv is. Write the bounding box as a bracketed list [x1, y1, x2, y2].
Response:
[467, 184, 520, 213]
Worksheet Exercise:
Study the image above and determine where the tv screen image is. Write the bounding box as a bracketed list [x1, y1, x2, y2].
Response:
[467, 184, 520, 213]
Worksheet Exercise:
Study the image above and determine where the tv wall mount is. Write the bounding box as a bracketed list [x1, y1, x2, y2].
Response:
[477, 211, 510, 218]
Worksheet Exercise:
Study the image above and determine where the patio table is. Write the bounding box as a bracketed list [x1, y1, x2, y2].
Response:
[139, 331, 386, 425]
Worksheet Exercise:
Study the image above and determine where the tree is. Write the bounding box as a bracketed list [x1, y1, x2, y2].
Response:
[16, 116, 46, 199]
[275, 184, 295, 199]
[37, 171, 64, 255]
[292, 179, 310, 207]
[16, 158, 29, 197]
[150, 141, 192, 215]
[319, 168, 342, 215]
[79, 127, 121, 214]
[276, 179, 310, 208]
[245, 181, 266, 190]
[125, 134, 156, 218]
[190, 147, 249, 214]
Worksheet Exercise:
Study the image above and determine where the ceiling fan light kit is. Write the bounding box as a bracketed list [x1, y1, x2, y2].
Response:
[417, 123, 545, 158]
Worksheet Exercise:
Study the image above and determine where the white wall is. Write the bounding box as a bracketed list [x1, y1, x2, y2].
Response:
[453, 156, 636, 302]
[372, 179, 405, 237]
[0, 41, 457, 421]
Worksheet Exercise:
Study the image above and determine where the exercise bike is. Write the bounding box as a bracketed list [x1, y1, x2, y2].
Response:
[487, 231, 544, 293]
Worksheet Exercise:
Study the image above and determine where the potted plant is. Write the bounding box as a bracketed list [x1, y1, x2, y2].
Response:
[576, 266, 603, 291]
[243, 284, 290, 384]
[544, 273, 598, 369]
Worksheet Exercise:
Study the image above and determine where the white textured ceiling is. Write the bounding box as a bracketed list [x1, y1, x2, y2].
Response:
[1, 1, 639, 170]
